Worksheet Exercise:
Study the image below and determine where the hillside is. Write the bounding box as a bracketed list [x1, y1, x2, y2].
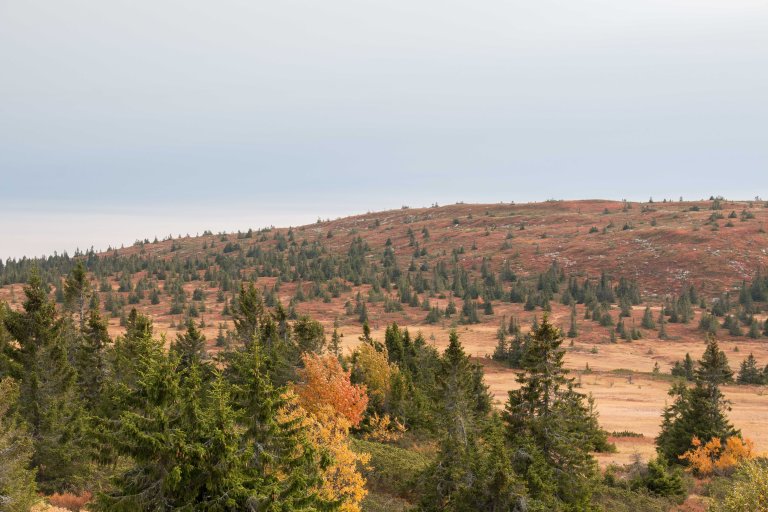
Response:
[3, 197, 768, 511]
[2, 197, 768, 463]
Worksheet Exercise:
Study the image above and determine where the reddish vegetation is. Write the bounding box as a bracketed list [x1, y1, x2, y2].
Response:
[3, 198, 768, 467]
[295, 353, 368, 426]
[47, 491, 92, 511]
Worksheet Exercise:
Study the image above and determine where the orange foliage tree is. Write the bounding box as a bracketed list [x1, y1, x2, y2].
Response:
[290, 354, 371, 512]
[679, 435, 754, 476]
[295, 353, 368, 426]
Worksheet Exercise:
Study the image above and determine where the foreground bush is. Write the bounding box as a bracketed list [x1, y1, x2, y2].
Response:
[710, 459, 768, 512]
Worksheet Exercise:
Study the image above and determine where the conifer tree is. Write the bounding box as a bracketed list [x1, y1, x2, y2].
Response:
[3, 271, 88, 491]
[171, 319, 209, 372]
[493, 321, 508, 363]
[95, 356, 256, 510]
[63, 261, 91, 329]
[329, 320, 343, 358]
[503, 315, 601, 507]
[223, 342, 330, 510]
[108, 309, 163, 392]
[75, 300, 110, 408]
[737, 353, 764, 384]
[641, 306, 656, 329]
[292, 316, 326, 355]
[0, 378, 38, 512]
[418, 333, 507, 511]
[658, 311, 668, 339]
[672, 353, 696, 381]
[657, 337, 738, 464]
[385, 322, 405, 363]
[696, 335, 733, 384]
[232, 283, 264, 348]
[567, 306, 578, 338]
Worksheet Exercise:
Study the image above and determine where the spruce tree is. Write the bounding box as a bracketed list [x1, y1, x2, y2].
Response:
[658, 311, 668, 339]
[171, 319, 209, 372]
[567, 306, 578, 338]
[493, 324, 508, 363]
[107, 309, 163, 392]
[419, 332, 505, 511]
[503, 315, 601, 507]
[75, 301, 110, 408]
[385, 322, 405, 363]
[63, 261, 91, 329]
[3, 271, 88, 491]
[223, 342, 330, 510]
[641, 306, 656, 329]
[696, 336, 733, 385]
[329, 321, 343, 358]
[657, 337, 738, 464]
[737, 353, 764, 384]
[232, 283, 264, 348]
[95, 356, 255, 510]
[0, 378, 38, 512]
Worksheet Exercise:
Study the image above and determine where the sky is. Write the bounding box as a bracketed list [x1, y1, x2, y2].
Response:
[1, 0, 767, 259]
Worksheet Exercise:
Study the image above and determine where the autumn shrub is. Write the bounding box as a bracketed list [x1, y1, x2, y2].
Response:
[280, 392, 370, 512]
[48, 491, 92, 511]
[679, 435, 754, 476]
[362, 412, 406, 443]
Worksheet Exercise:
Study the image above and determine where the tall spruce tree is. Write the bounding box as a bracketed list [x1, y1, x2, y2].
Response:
[107, 309, 163, 392]
[567, 305, 578, 338]
[503, 315, 602, 508]
[222, 341, 331, 510]
[657, 337, 738, 464]
[75, 301, 110, 408]
[3, 271, 88, 491]
[419, 332, 516, 511]
[95, 354, 255, 510]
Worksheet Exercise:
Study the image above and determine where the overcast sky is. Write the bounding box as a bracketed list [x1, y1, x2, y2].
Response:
[1, 0, 767, 259]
